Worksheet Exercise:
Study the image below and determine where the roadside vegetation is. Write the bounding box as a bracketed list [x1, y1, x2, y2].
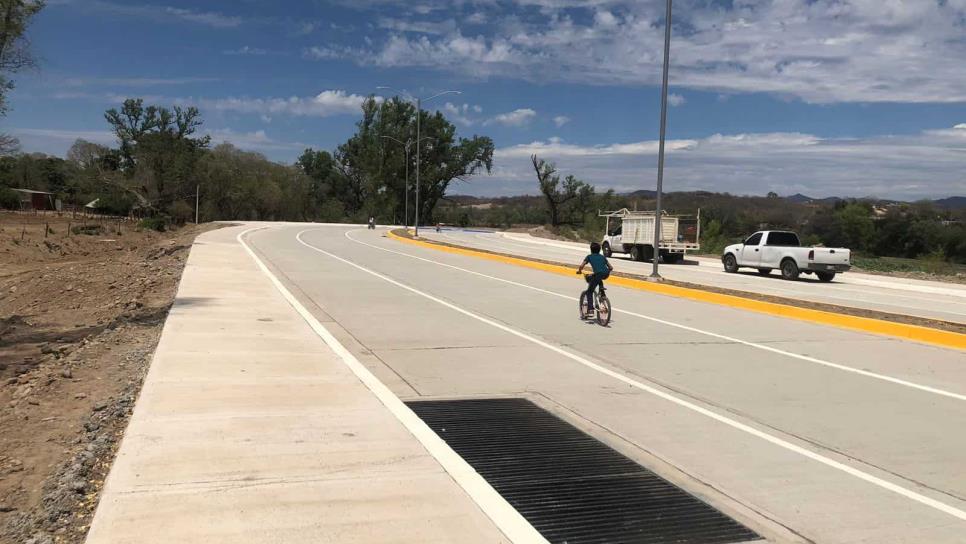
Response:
[0, 96, 494, 231]
[435, 192, 966, 275]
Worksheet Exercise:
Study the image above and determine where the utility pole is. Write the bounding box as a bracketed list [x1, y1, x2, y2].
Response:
[195, 184, 200, 224]
[651, 0, 673, 279]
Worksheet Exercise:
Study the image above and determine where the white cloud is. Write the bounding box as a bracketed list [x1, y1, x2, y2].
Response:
[79, 2, 243, 28]
[378, 17, 457, 35]
[441, 102, 481, 126]
[206, 129, 307, 152]
[192, 90, 375, 118]
[164, 6, 241, 28]
[63, 77, 218, 87]
[486, 126, 966, 200]
[12, 128, 115, 144]
[223, 46, 267, 56]
[667, 93, 685, 107]
[593, 10, 618, 28]
[466, 11, 487, 24]
[322, 1, 966, 104]
[552, 115, 570, 127]
[485, 108, 537, 127]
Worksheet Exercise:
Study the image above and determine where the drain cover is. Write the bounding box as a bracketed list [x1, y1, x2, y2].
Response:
[407, 398, 761, 544]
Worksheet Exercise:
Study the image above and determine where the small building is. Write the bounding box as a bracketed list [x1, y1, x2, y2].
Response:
[11, 188, 56, 211]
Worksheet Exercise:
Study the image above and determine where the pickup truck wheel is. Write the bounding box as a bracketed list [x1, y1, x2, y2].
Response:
[780, 259, 800, 280]
[603, 243, 612, 258]
[757, 268, 771, 275]
[816, 271, 836, 282]
[723, 254, 738, 273]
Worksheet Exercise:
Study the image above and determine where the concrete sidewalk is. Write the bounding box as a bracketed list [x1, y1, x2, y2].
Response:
[85, 225, 506, 543]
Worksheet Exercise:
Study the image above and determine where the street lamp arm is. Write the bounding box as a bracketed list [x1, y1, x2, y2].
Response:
[422, 90, 461, 102]
[380, 135, 407, 146]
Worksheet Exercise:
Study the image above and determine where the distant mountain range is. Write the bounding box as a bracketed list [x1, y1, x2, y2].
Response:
[784, 193, 965, 209]
[449, 191, 966, 209]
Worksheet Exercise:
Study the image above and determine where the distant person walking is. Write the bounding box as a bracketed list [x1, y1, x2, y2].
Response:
[368, 216, 375, 230]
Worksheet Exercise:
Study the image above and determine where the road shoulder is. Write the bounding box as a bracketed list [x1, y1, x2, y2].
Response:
[85, 224, 511, 544]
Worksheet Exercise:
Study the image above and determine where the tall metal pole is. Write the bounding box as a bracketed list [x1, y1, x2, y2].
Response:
[415, 97, 421, 237]
[651, 0, 673, 279]
[195, 184, 199, 224]
[404, 142, 410, 229]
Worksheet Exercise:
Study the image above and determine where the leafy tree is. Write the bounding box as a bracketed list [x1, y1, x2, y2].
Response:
[832, 202, 875, 251]
[196, 143, 312, 222]
[0, 0, 45, 151]
[328, 96, 494, 223]
[103, 99, 210, 213]
[531, 154, 594, 226]
[297, 148, 349, 217]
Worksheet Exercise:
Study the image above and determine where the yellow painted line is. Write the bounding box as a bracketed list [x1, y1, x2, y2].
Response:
[387, 230, 965, 351]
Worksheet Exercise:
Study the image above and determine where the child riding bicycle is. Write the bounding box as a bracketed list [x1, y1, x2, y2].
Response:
[576, 242, 613, 317]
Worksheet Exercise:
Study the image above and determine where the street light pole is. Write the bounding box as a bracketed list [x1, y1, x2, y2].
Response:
[377, 86, 461, 237]
[380, 135, 411, 229]
[415, 97, 421, 236]
[651, 0, 673, 279]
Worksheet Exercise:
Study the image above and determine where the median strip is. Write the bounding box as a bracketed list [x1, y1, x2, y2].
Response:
[387, 230, 965, 351]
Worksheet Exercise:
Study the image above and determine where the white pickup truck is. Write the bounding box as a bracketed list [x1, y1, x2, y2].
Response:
[722, 231, 851, 282]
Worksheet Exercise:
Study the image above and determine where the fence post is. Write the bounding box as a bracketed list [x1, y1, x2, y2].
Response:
[67, 222, 71, 238]
[45, 223, 48, 239]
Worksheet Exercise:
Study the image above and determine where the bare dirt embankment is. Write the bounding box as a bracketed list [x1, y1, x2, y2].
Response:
[0, 212, 216, 544]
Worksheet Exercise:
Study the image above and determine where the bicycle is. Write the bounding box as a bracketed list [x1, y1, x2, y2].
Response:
[579, 274, 611, 326]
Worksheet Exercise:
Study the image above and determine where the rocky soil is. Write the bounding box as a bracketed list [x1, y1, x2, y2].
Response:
[0, 212, 215, 544]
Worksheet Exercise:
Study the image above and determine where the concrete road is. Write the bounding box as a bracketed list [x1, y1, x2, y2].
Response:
[421, 229, 966, 324]
[245, 225, 966, 543]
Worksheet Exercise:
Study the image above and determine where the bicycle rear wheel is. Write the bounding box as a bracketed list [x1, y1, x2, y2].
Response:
[579, 291, 591, 319]
[596, 294, 611, 326]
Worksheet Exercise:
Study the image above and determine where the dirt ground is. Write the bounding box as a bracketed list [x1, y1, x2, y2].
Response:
[0, 211, 215, 544]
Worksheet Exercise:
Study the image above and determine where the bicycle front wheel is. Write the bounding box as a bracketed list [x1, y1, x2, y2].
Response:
[596, 294, 611, 326]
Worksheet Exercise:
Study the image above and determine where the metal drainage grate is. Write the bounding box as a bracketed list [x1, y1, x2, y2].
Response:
[407, 398, 761, 544]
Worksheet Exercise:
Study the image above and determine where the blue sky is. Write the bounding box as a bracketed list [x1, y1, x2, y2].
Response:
[5, 0, 966, 199]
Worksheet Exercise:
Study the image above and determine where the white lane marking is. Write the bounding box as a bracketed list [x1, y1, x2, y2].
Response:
[294, 228, 966, 522]
[449, 233, 966, 315]
[237, 227, 548, 544]
[343, 230, 966, 401]
[501, 233, 966, 301]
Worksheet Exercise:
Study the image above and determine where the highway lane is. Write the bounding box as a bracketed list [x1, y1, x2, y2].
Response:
[422, 229, 966, 324]
[248, 225, 966, 544]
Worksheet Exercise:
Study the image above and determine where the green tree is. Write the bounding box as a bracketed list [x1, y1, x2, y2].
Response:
[297, 148, 348, 217]
[104, 99, 210, 213]
[531, 154, 594, 226]
[832, 202, 875, 251]
[332, 96, 493, 223]
[0, 0, 45, 153]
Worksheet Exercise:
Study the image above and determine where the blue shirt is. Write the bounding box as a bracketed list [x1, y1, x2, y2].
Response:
[586, 253, 609, 275]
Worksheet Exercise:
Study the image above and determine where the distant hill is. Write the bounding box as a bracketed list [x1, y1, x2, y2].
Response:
[449, 191, 966, 210]
[934, 196, 966, 209]
[785, 193, 813, 204]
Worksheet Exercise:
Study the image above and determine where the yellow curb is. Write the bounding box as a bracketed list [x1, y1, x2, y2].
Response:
[387, 230, 965, 351]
